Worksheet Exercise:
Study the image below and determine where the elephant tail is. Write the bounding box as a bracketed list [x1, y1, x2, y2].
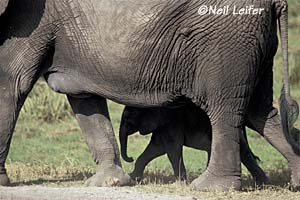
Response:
[278, 0, 299, 140]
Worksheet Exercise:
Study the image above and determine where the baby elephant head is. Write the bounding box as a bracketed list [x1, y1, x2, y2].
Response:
[119, 106, 168, 162]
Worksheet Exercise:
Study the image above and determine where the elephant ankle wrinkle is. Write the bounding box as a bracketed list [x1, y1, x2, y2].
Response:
[96, 162, 122, 171]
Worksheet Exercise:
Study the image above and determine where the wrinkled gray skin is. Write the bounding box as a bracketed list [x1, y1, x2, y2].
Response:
[119, 106, 268, 186]
[0, 0, 299, 191]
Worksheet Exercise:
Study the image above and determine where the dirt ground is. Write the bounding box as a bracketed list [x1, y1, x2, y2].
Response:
[0, 186, 198, 200]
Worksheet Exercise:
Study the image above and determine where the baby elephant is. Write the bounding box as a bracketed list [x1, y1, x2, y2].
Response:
[119, 106, 268, 185]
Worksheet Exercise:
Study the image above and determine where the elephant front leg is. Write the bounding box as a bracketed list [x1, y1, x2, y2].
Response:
[0, 81, 15, 186]
[191, 113, 242, 191]
[0, 77, 28, 186]
[130, 134, 165, 181]
[67, 96, 131, 187]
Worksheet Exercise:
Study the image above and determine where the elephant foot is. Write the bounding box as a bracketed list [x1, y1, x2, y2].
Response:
[129, 171, 143, 182]
[289, 160, 300, 191]
[254, 175, 269, 187]
[0, 173, 10, 186]
[177, 174, 187, 182]
[190, 170, 241, 191]
[86, 165, 131, 187]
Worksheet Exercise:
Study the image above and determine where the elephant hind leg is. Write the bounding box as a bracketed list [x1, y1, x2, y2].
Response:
[166, 146, 186, 181]
[162, 129, 186, 181]
[247, 108, 300, 190]
[191, 111, 242, 191]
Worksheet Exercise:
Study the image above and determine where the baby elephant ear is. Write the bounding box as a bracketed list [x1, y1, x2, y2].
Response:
[0, 0, 9, 16]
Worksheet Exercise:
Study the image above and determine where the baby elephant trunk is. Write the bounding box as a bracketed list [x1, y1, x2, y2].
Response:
[119, 122, 135, 163]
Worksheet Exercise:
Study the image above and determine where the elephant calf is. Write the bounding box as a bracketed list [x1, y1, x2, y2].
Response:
[119, 106, 268, 185]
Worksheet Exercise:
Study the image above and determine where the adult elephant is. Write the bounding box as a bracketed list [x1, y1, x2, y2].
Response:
[0, 0, 298, 191]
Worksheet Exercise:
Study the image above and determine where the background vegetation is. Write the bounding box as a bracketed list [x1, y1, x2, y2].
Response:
[5, 1, 300, 199]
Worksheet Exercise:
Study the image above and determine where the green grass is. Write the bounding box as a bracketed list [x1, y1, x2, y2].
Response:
[5, 3, 300, 199]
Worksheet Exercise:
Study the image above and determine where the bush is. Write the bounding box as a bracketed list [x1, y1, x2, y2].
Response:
[19, 80, 73, 122]
[289, 0, 300, 18]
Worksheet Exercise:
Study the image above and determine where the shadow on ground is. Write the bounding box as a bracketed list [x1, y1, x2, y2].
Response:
[10, 172, 94, 186]
[133, 167, 292, 191]
[9, 166, 292, 191]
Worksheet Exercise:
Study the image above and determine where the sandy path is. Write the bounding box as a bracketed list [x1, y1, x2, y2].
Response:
[0, 186, 199, 200]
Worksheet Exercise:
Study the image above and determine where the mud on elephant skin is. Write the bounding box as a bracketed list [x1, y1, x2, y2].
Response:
[119, 106, 268, 185]
[0, 0, 299, 191]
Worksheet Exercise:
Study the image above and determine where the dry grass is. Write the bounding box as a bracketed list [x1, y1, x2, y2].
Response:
[6, 163, 94, 187]
[6, 163, 300, 199]
[129, 169, 299, 200]
[135, 184, 300, 200]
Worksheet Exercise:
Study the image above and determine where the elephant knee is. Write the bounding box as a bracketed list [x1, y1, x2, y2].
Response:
[45, 73, 66, 93]
[45, 73, 90, 97]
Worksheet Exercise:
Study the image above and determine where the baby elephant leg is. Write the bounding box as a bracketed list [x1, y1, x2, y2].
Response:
[165, 145, 187, 181]
[130, 134, 165, 180]
[240, 127, 268, 186]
